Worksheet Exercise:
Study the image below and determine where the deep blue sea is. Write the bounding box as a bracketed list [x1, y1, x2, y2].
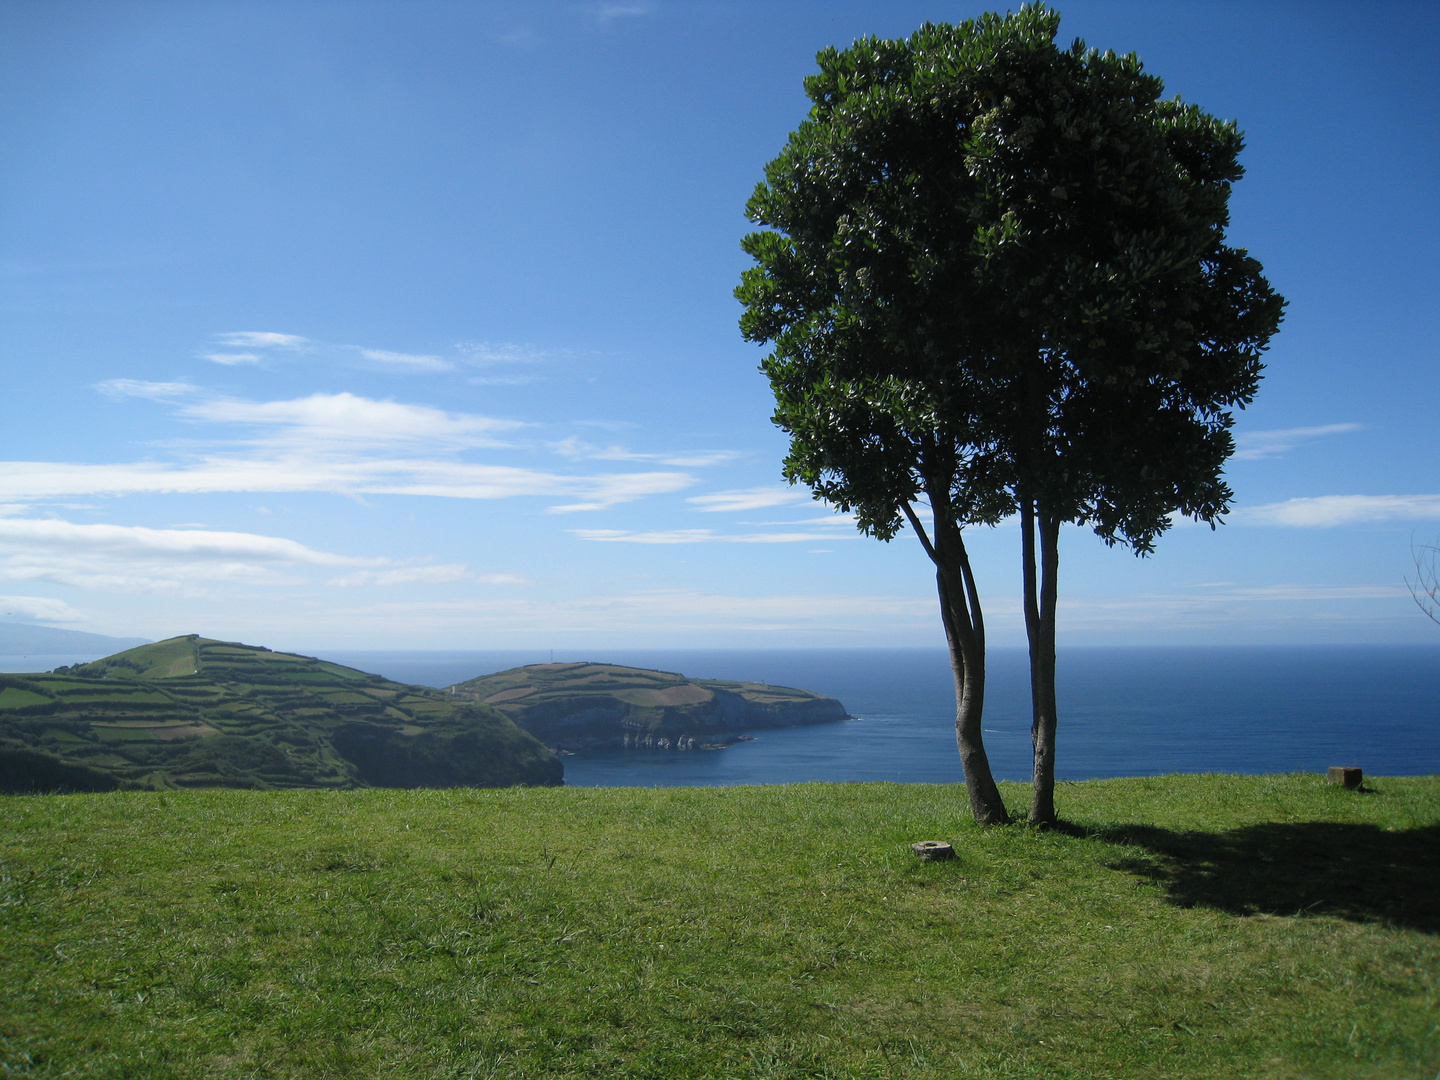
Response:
[6, 645, 1434, 786]
[318, 646, 1440, 786]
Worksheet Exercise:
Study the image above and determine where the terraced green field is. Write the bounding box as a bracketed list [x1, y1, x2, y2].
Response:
[449, 661, 849, 750]
[0, 636, 560, 793]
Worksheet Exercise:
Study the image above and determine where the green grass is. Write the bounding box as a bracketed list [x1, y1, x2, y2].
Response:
[2, 774, 1437, 1079]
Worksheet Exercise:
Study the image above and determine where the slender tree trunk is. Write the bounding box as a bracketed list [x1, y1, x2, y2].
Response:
[905, 501, 1009, 825]
[1023, 502, 1061, 826]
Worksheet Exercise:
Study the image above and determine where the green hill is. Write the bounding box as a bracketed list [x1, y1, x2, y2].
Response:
[447, 661, 849, 751]
[0, 636, 561, 793]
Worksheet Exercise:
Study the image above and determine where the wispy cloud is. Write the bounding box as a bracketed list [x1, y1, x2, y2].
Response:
[329, 565, 476, 588]
[300, 589, 938, 640]
[571, 528, 854, 544]
[1235, 494, 1440, 527]
[1041, 581, 1416, 639]
[545, 472, 694, 512]
[595, 3, 652, 22]
[0, 517, 377, 566]
[16, 388, 695, 511]
[358, 349, 454, 373]
[1233, 423, 1361, 461]
[688, 486, 813, 513]
[553, 436, 738, 468]
[0, 512, 534, 598]
[0, 517, 384, 595]
[205, 331, 466, 374]
[95, 379, 195, 399]
[573, 528, 716, 544]
[217, 331, 308, 349]
[0, 594, 87, 624]
[0, 458, 693, 510]
[180, 391, 520, 450]
[457, 341, 554, 365]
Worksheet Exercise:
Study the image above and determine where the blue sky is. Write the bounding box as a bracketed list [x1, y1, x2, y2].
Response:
[1, 0, 1437, 650]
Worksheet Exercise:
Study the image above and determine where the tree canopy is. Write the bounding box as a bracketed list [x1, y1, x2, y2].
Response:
[737, 6, 1283, 825]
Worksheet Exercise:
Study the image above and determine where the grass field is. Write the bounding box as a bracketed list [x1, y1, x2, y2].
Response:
[1, 774, 1437, 1078]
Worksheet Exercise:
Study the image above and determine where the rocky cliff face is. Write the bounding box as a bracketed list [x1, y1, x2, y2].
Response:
[446, 662, 850, 752]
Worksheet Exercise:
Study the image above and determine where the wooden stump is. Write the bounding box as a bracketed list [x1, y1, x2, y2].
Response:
[911, 840, 955, 861]
[1327, 766, 1362, 789]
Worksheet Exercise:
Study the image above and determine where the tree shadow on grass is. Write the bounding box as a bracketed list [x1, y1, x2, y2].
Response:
[1093, 821, 1440, 933]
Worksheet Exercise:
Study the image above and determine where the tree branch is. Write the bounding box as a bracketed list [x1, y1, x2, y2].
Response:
[902, 502, 939, 565]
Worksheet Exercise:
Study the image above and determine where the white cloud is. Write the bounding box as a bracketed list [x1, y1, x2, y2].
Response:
[0, 458, 693, 510]
[553, 436, 738, 468]
[330, 564, 472, 587]
[0, 595, 87, 624]
[329, 566, 528, 587]
[1233, 423, 1361, 461]
[1039, 581, 1417, 640]
[688, 486, 813, 513]
[359, 349, 454, 373]
[596, 3, 651, 21]
[747, 513, 858, 527]
[469, 375, 541, 386]
[573, 528, 716, 544]
[545, 471, 695, 512]
[200, 353, 263, 366]
[457, 341, 552, 365]
[0, 517, 377, 566]
[1235, 494, 1440, 527]
[217, 331, 308, 349]
[305, 589, 937, 640]
[571, 527, 854, 544]
[0, 517, 386, 595]
[180, 392, 519, 450]
[66, 388, 693, 511]
[95, 379, 195, 399]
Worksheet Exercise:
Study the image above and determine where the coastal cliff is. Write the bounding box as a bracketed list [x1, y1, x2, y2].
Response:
[446, 662, 850, 752]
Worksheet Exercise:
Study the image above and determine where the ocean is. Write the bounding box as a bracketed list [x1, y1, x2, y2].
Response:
[321, 645, 1440, 786]
[6, 645, 1435, 786]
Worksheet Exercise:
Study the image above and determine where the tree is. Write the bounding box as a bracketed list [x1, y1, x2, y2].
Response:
[953, 10, 1285, 824]
[1407, 538, 1440, 625]
[736, 7, 1283, 825]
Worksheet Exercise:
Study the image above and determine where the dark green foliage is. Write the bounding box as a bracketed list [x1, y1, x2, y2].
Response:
[0, 636, 561, 792]
[738, 8, 1281, 545]
[0, 743, 118, 794]
[332, 719, 561, 788]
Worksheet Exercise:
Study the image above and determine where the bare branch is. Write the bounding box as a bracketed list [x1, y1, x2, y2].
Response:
[1407, 537, 1440, 625]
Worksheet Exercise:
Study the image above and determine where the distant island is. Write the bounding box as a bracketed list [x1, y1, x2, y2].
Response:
[446, 661, 850, 752]
[0, 635, 561, 793]
[0, 621, 149, 657]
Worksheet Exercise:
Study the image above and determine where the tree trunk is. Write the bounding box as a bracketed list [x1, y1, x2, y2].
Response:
[1022, 500, 1061, 826]
[907, 500, 1009, 825]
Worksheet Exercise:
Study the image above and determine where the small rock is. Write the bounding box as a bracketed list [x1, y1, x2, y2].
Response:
[911, 840, 955, 861]
[1327, 766, 1362, 789]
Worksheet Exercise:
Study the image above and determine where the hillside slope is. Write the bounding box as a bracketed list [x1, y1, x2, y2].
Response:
[447, 661, 849, 751]
[0, 636, 562, 792]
